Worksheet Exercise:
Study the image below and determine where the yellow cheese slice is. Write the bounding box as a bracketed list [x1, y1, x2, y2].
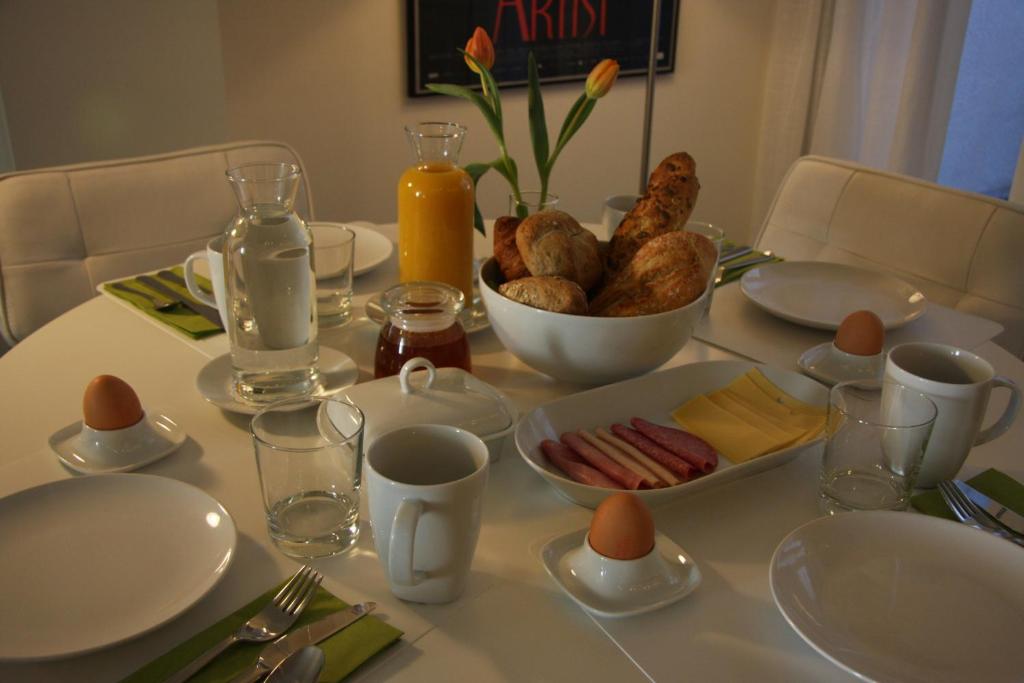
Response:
[721, 386, 825, 435]
[671, 395, 790, 463]
[744, 368, 826, 416]
[706, 390, 807, 447]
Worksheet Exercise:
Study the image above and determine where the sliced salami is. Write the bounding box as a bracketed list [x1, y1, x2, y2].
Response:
[540, 440, 618, 488]
[610, 424, 695, 479]
[630, 417, 718, 472]
[561, 432, 645, 490]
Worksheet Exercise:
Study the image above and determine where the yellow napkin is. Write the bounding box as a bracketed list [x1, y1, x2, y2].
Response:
[672, 368, 826, 463]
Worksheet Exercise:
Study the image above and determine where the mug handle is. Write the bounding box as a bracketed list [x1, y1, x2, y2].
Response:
[389, 498, 426, 586]
[975, 376, 1021, 445]
[183, 251, 219, 308]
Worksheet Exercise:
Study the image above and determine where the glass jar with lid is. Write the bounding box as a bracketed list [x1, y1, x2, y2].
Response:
[374, 281, 471, 378]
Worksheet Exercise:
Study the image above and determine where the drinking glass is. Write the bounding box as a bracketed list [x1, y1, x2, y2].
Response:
[311, 223, 355, 328]
[252, 397, 364, 558]
[820, 380, 937, 514]
[509, 191, 559, 218]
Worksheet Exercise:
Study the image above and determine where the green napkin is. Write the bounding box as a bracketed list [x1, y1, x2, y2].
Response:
[715, 242, 784, 288]
[912, 468, 1024, 521]
[120, 584, 402, 683]
[104, 266, 223, 339]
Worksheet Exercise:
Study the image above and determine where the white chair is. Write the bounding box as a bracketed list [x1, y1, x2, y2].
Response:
[755, 155, 1024, 356]
[0, 141, 313, 351]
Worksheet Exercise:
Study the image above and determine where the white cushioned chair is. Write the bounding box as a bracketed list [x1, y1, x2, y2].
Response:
[755, 155, 1024, 356]
[0, 141, 313, 351]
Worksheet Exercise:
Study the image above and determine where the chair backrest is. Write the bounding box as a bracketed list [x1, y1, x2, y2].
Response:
[0, 140, 313, 347]
[755, 155, 1024, 356]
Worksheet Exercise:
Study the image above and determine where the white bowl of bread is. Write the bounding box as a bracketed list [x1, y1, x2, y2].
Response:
[479, 152, 715, 385]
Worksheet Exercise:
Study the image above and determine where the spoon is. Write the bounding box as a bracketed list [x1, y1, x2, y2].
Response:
[264, 645, 325, 683]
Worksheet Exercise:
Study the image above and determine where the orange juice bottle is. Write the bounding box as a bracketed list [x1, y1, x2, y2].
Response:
[398, 123, 475, 300]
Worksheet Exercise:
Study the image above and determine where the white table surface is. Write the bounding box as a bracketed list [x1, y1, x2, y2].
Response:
[1, 222, 1021, 683]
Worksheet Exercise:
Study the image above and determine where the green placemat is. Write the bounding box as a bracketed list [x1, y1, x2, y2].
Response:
[911, 468, 1024, 520]
[104, 266, 223, 340]
[121, 584, 402, 683]
[715, 242, 784, 288]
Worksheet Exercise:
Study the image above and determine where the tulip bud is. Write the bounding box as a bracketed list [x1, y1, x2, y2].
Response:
[464, 27, 495, 73]
[585, 59, 619, 99]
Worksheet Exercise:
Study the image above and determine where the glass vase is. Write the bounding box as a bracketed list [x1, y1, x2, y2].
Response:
[225, 162, 320, 405]
[509, 191, 560, 218]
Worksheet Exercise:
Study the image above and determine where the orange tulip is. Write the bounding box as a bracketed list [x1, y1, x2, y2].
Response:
[464, 27, 495, 73]
[585, 59, 619, 99]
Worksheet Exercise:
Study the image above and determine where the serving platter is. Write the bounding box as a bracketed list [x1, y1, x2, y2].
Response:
[740, 261, 927, 330]
[515, 360, 828, 508]
[770, 512, 1024, 682]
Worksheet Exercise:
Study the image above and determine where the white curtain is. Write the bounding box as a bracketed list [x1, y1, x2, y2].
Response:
[751, 0, 972, 232]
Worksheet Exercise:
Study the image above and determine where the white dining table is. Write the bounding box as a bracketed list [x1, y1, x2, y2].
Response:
[1, 222, 1021, 683]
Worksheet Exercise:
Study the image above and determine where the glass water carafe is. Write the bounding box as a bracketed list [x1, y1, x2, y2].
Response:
[397, 122, 475, 301]
[225, 162, 320, 404]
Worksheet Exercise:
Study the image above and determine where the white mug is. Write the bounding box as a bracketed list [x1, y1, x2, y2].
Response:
[184, 235, 228, 326]
[365, 424, 489, 604]
[601, 194, 640, 239]
[884, 342, 1020, 488]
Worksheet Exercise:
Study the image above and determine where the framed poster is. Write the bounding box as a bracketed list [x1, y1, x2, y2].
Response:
[407, 0, 680, 97]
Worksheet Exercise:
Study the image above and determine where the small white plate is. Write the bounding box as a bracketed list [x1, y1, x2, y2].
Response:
[0, 474, 236, 661]
[541, 528, 701, 618]
[311, 222, 393, 278]
[798, 341, 884, 386]
[770, 512, 1024, 683]
[196, 346, 358, 415]
[49, 411, 186, 474]
[740, 261, 927, 330]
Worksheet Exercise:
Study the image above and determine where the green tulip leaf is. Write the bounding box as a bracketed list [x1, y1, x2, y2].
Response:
[527, 52, 549, 182]
[459, 49, 503, 123]
[425, 83, 504, 142]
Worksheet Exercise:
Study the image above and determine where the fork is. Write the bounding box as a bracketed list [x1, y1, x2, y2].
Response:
[937, 481, 1024, 548]
[166, 565, 323, 683]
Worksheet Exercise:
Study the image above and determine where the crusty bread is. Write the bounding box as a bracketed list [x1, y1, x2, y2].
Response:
[498, 276, 588, 315]
[515, 210, 602, 292]
[493, 216, 530, 281]
[605, 152, 700, 274]
[590, 230, 715, 316]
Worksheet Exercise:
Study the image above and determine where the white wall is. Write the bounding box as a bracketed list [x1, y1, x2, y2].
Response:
[0, 1, 776, 244]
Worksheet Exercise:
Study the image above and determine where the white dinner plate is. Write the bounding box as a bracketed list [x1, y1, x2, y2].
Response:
[740, 261, 927, 330]
[770, 512, 1024, 683]
[515, 360, 829, 508]
[0, 474, 236, 661]
[196, 346, 358, 415]
[310, 222, 393, 278]
[541, 528, 701, 619]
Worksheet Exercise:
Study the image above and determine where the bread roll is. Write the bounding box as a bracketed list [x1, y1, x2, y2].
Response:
[498, 276, 588, 315]
[590, 230, 716, 316]
[606, 152, 700, 274]
[493, 215, 530, 281]
[515, 210, 602, 291]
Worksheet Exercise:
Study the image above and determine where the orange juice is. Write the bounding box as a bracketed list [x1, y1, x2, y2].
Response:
[397, 161, 475, 300]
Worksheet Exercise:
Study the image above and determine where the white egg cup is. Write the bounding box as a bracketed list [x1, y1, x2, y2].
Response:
[49, 410, 186, 474]
[798, 342, 884, 387]
[541, 529, 701, 618]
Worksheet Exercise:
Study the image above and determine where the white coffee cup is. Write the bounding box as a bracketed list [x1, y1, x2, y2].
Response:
[884, 342, 1020, 488]
[365, 424, 489, 604]
[601, 194, 641, 239]
[184, 235, 228, 326]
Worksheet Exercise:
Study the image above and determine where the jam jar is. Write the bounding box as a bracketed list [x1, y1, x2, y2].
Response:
[374, 281, 471, 378]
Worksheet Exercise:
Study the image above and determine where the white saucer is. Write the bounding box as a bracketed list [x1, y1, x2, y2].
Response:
[310, 222, 393, 278]
[49, 411, 186, 474]
[541, 528, 701, 618]
[364, 292, 491, 334]
[196, 346, 359, 415]
[798, 341, 884, 386]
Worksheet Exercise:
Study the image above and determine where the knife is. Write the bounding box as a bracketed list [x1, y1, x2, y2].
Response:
[229, 602, 375, 683]
[720, 252, 776, 273]
[719, 245, 753, 263]
[955, 480, 1024, 537]
[157, 268, 213, 297]
[136, 274, 223, 329]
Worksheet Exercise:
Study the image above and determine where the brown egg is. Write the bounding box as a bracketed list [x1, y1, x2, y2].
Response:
[588, 493, 655, 560]
[834, 310, 885, 356]
[83, 375, 144, 430]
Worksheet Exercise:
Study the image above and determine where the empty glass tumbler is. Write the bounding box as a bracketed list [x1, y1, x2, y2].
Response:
[225, 162, 320, 404]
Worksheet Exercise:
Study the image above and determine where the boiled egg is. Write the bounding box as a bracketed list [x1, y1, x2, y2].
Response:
[834, 310, 884, 356]
[588, 493, 655, 560]
[83, 375, 144, 430]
